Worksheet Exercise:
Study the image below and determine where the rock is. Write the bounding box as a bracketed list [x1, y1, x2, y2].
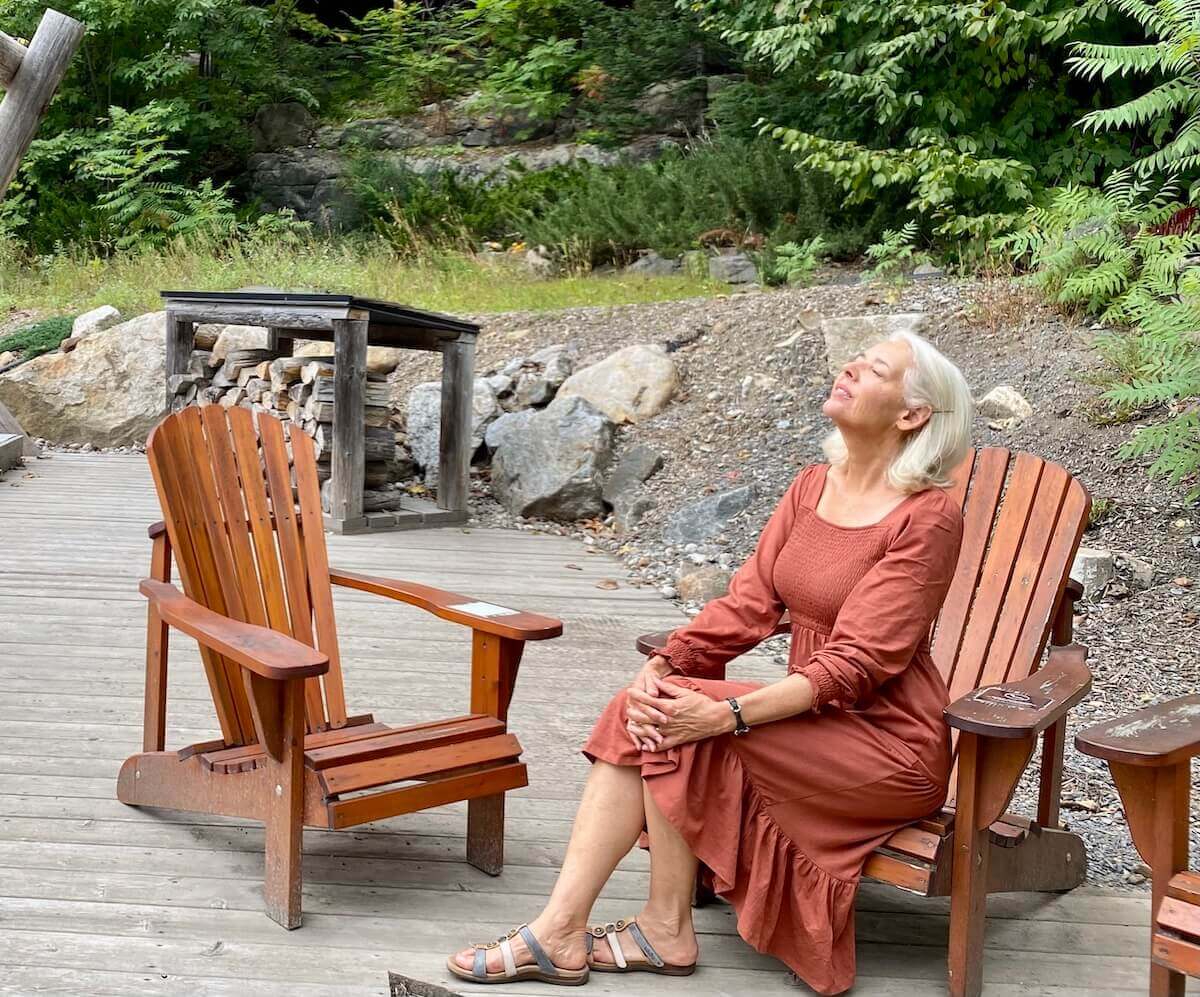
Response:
[58, 337, 82, 354]
[485, 373, 514, 397]
[1114, 551, 1155, 590]
[523, 247, 555, 278]
[912, 262, 945, 279]
[705, 74, 745, 101]
[708, 252, 758, 285]
[0, 351, 15, 367]
[626, 250, 682, 277]
[295, 341, 402, 375]
[603, 444, 665, 505]
[604, 444, 665, 533]
[977, 385, 1034, 423]
[528, 343, 576, 388]
[820, 313, 929, 375]
[663, 485, 755, 545]
[406, 378, 499, 480]
[212, 325, 270, 364]
[556, 344, 679, 424]
[251, 102, 317, 152]
[611, 491, 657, 532]
[0, 311, 167, 447]
[484, 409, 535, 453]
[677, 565, 733, 604]
[491, 396, 616, 522]
[634, 80, 704, 134]
[1071, 547, 1115, 600]
[71, 305, 121, 340]
[514, 372, 554, 408]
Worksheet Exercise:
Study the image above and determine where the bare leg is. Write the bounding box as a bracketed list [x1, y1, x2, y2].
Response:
[451, 759, 646, 973]
[590, 780, 701, 968]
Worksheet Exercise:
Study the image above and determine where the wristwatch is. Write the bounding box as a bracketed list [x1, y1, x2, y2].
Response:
[726, 697, 751, 736]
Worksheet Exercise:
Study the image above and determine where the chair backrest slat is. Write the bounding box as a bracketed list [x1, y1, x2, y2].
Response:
[293, 431, 349, 725]
[931, 448, 1008, 675]
[147, 406, 348, 747]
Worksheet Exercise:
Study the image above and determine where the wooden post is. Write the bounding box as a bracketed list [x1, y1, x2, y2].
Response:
[267, 327, 295, 357]
[328, 317, 368, 533]
[438, 335, 476, 515]
[165, 315, 196, 412]
[143, 530, 172, 753]
[0, 9, 85, 199]
[466, 631, 524, 876]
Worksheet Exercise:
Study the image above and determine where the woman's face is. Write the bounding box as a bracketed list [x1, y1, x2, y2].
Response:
[822, 338, 929, 438]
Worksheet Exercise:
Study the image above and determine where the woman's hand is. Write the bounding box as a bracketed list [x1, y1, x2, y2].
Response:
[650, 681, 733, 751]
[623, 655, 733, 752]
[624, 654, 673, 752]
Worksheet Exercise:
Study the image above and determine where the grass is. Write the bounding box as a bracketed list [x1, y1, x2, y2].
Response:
[0, 233, 727, 324]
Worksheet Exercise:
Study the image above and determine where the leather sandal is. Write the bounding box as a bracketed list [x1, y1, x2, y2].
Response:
[585, 917, 697, 976]
[446, 923, 589, 986]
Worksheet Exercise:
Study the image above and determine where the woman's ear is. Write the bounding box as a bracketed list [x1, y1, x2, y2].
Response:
[896, 404, 932, 433]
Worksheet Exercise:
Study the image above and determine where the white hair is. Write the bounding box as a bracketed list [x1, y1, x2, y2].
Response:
[821, 331, 974, 493]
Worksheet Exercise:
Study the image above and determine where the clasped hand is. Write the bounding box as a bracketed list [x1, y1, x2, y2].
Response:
[623, 654, 730, 752]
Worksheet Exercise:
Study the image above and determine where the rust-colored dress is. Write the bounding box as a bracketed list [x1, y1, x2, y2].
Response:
[582, 463, 963, 995]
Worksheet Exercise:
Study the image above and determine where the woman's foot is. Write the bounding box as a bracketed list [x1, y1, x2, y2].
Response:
[587, 910, 699, 970]
[449, 911, 589, 977]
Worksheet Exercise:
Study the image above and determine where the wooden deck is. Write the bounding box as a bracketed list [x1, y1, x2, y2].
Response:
[0, 453, 1154, 996]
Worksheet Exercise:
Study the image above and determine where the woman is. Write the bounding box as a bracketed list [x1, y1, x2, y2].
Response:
[447, 331, 974, 994]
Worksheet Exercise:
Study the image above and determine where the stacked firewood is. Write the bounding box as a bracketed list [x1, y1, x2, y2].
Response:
[172, 347, 415, 510]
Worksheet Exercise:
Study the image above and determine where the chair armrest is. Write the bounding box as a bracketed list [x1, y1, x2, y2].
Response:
[635, 615, 791, 656]
[944, 644, 1091, 739]
[139, 579, 329, 681]
[329, 568, 562, 641]
[1075, 694, 1200, 768]
[149, 520, 167, 540]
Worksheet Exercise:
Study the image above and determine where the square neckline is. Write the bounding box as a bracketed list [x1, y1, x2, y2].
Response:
[804, 463, 926, 531]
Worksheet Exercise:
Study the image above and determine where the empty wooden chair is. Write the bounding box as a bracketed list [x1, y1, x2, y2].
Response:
[1077, 697, 1200, 996]
[637, 447, 1093, 996]
[117, 405, 563, 927]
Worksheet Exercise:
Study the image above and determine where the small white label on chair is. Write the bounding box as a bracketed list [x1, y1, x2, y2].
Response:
[449, 601, 520, 618]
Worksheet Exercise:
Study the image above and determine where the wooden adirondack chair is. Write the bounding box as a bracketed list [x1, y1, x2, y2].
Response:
[637, 447, 1093, 997]
[1077, 698, 1200, 996]
[117, 405, 563, 928]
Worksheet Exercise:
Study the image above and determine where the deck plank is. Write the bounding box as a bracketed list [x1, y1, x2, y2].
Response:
[0, 453, 1153, 994]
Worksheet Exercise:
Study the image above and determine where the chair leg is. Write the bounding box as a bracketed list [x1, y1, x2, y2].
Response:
[467, 793, 505, 875]
[262, 680, 305, 928]
[947, 732, 1035, 997]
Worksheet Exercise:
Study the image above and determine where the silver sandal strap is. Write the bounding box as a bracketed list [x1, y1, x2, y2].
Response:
[518, 924, 559, 976]
[625, 920, 666, 968]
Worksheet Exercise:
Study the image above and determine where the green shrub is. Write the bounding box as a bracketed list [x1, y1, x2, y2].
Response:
[0, 316, 75, 361]
[517, 136, 862, 266]
[767, 236, 827, 286]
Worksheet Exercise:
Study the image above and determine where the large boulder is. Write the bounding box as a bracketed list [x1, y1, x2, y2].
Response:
[978, 385, 1034, 423]
[251, 102, 318, 152]
[406, 378, 499, 482]
[0, 311, 167, 447]
[72, 305, 121, 340]
[821, 313, 929, 375]
[556, 344, 678, 424]
[663, 485, 755, 545]
[491, 396, 616, 521]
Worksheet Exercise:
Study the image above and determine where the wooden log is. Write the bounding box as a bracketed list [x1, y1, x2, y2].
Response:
[308, 378, 389, 407]
[0, 10, 85, 199]
[224, 348, 276, 378]
[300, 360, 334, 385]
[164, 316, 196, 411]
[312, 423, 393, 462]
[303, 399, 389, 427]
[269, 356, 307, 390]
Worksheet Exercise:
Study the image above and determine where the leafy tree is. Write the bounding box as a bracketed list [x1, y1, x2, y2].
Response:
[687, 0, 1133, 243]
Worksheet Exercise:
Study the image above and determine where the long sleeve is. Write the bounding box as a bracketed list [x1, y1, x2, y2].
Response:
[797, 499, 962, 711]
[659, 470, 810, 679]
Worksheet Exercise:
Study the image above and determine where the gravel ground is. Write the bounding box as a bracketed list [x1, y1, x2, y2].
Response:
[389, 271, 1200, 891]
